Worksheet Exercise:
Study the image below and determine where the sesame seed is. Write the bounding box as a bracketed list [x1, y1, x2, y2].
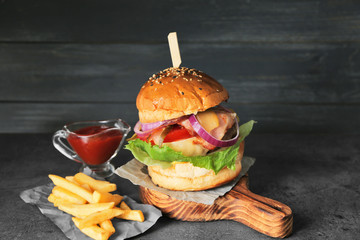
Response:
[199, 88, 202, 90]
[181, 91, 184, 95]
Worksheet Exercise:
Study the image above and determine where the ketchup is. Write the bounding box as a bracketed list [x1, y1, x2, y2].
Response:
[67, 126, 123, 165]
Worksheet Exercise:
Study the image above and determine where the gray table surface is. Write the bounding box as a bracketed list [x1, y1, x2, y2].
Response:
[0, 133, 359, 239]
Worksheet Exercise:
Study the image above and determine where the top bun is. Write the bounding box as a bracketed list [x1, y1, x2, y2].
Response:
[136, 67, 229, 123]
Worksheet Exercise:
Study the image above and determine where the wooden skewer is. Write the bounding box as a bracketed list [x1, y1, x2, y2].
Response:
[139, 174, 293, 238]
[168, 32, 182, 68]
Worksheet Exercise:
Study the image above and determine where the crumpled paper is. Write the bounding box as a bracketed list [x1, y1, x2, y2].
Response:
[115, 156, 255, 205]
[19, 183, 162, 240]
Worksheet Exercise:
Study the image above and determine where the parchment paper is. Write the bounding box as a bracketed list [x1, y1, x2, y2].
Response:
[115, 156, 255, 205]
[20, 184, 162, 240]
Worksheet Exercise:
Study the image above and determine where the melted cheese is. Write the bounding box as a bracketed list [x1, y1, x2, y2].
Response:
[196, 110, 219, 132]
[163, 137, 209, 156]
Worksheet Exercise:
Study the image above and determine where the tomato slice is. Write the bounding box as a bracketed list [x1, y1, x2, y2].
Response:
[137, 135, 155, 145]
[163, 125, 193, 143]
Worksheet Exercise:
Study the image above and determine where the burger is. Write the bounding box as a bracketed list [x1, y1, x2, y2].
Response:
[125, 67, 254, 191]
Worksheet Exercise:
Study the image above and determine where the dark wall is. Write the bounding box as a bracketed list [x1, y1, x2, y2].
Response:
[1, 0, 359, 133]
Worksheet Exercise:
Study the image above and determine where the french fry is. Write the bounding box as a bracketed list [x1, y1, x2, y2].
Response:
[74, 173, 117, 192]
[120, 201, 131, 210]
[116, 208, 145, 222]
[52, 186, 87, 204]
[48, 193, 57, 204]
[100, 220, 115, 234]
[49, 174, 93, 203]
[57, 202, 115, 218]
[48, 193, 73, 207]
[48, 173, 143, 240]
[93, 191, 123, 205]
[65, 176, 92, 191]
[65, 176, 76, 183]
[81, 183, 92, 192]
[78, 208, 124, 229]
[73, 217, 111, 240]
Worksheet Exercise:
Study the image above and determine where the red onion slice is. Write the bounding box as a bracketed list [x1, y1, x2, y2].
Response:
[134, 121, 153, 138]
[141, 121, 167, 132]
[141, 116, 188, 132]
[135, 117, 185, 138]
[188, 114, 239, 147]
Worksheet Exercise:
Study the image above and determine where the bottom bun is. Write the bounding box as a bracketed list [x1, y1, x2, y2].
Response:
[148, 141, 244, 191]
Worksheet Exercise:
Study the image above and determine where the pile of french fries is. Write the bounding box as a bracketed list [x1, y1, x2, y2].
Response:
[48, 173, 144, 240]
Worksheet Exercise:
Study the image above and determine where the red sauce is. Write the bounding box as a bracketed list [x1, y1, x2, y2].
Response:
[67, 126, 123, 165]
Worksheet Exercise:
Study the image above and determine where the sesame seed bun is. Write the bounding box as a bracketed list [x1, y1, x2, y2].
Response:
[136, 67, 229, 123]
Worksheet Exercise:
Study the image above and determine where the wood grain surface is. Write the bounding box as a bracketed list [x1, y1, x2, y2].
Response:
[1, 1, 359, 133]
[1, 0, 360, 43]
[139, 174, 293, 238]
[1, 43, 359, 103]
[1, 42, 359, 133]
[1, 102, 358, 133]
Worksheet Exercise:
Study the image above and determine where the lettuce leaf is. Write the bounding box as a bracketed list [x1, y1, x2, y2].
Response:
[125, 120, 255, 174]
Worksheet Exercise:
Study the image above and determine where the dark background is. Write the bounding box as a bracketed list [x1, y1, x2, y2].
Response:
[1, 1, 360, 240]
[1, 0, 359, 134]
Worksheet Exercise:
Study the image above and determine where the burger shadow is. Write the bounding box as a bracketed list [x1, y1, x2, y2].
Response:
[244, 140, 314, 236]
[246, 170, 309, 236]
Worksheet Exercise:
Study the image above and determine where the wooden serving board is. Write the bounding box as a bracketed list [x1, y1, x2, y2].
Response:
[139, 174, 293, 238]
